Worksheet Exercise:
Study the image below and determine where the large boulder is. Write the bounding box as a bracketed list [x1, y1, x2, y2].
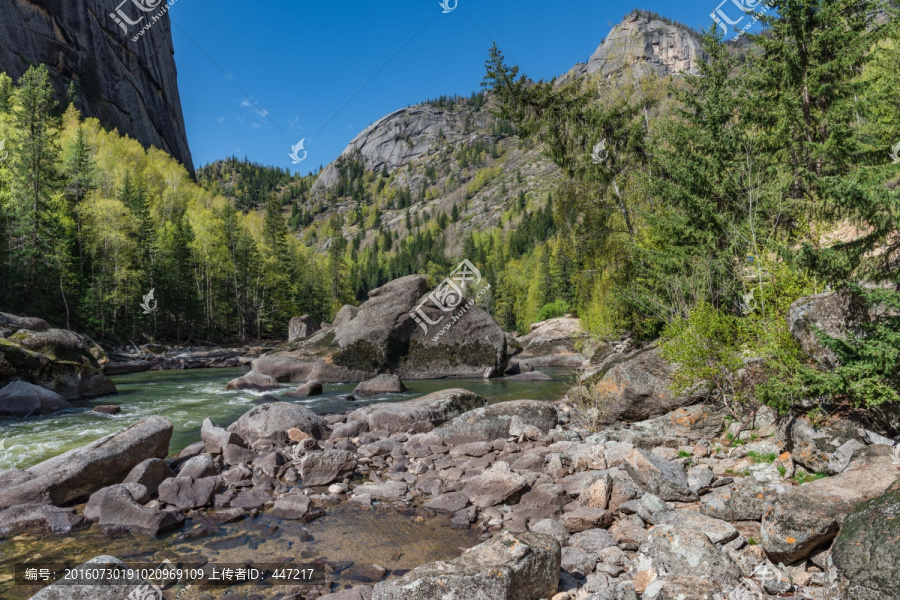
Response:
[637, 524, 742, 591]
[515, 317, 586, 366]
[225, 370, 280, 391]
[0, 320, 116, 400]
[0, 416, 173, 509]
[434, 400, 558, 443]
[347, 388, 486, 434]
[761, 445, 900, 563]
[83, 484, 184, 535]
[787, 290, 900, 435]
[300, 450, 358, 487]
[354, 374, 408, 397]
[780, 415, 867, 474]
[289, 315, 319, 341]
[623, 448, 698, 502]
[0, 312, 50, 332]
[229, 402, 327, 441]
[122, 458, 175, 496]
[200, 418, 246, 454]
[832, 480, 900, 600]
[0, 381, 72, 418]
[253, 275, 508, 382]
[157, 476, 219, 510]
[371, 530, 560, 600]
[588, 348, 702, 424]
[787, 290, 865, 370]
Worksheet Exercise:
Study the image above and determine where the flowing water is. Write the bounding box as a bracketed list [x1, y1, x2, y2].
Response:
[0, 367, 574, 471]
[0, 367, 574, 598]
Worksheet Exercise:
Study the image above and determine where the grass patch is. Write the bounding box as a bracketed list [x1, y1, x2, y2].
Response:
[746, 451, 778, 464]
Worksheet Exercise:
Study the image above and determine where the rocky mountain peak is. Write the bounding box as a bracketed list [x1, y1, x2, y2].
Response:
[583, 10, 706, 78]
[312, 100, 495, 194]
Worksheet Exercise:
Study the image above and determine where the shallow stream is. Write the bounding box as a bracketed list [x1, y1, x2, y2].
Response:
[0, 367, 574, 599]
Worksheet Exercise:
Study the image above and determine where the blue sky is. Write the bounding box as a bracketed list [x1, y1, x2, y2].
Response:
[170, 0, 728, 173]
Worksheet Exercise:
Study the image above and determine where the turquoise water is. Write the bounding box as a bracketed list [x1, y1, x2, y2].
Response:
[0, 367, 574, 470]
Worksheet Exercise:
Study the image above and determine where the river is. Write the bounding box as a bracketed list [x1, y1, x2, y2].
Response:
[0, 367, 574, 599]
[0, 367, 575, 471]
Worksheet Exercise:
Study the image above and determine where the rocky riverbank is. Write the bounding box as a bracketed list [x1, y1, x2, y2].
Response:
[2, 350, 898, 599]
[0, 312, 117, 418]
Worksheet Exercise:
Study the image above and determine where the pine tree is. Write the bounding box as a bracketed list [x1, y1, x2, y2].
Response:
[8, 64, 64, 315]
[64, 122, 96, 274]
[0, 73, 12, 113]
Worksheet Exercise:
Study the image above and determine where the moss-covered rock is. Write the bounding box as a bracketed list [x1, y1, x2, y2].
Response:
[832, 479, 900, 600]
[0, 316, 116, 401]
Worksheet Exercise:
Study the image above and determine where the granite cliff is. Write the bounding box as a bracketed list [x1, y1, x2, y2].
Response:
[0, 0, 194, 174]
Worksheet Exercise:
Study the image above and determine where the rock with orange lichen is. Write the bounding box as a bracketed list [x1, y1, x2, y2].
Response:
[761, 444, 899, 563]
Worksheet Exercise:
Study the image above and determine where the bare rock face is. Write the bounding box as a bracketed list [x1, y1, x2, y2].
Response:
[372, 530, 560, 600]
[0, 0, 193, 173]
[313, 105, 495, 192]
[584, 11, 706, 78]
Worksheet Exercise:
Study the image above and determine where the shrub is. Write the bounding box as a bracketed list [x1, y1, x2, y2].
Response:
[536, 299, 569, 322]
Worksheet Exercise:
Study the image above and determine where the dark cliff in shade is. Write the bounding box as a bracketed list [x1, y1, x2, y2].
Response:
[0, 0, 194, 174]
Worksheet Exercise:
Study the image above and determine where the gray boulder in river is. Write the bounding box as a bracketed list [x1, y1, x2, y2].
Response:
[253, 275, 508, 383]
[0, 381, 72, 418]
